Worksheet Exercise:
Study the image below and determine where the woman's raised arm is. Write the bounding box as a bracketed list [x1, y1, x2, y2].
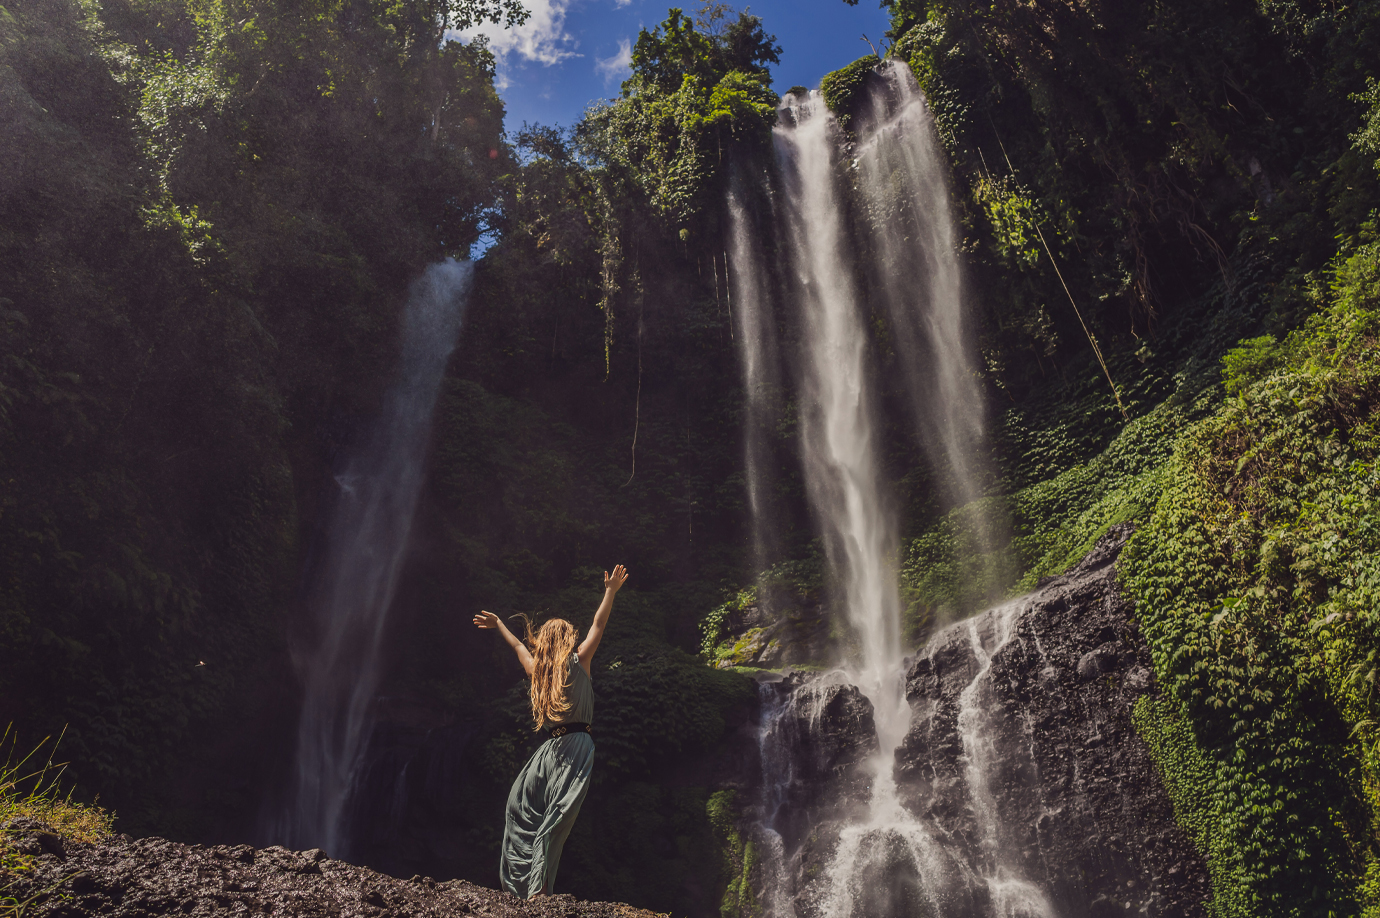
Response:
[577, 564, 628, 674]
[474, 610, 535, 676]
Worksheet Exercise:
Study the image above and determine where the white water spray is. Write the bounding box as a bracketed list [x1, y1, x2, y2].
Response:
[774, 91, 904, 717]
[279, 259, 473, 856]
[856, 61, 989, 513]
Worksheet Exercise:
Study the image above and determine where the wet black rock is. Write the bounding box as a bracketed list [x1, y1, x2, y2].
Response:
[753, 675, 878, 854]
[895, 523, 1211, 917]
[1, 824, 665, 918]
[770, 675, 878, 788]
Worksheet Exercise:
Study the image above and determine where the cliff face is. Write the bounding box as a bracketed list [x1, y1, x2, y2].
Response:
[896, 524, 1210, 916]
[737, 525, 1212, 917]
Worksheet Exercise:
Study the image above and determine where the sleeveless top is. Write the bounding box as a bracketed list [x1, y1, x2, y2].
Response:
[545, 652, 594, 727]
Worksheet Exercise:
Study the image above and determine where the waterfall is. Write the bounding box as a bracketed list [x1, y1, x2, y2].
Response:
[769, 84, 940, 917]
[727, 63, 1056, 917]
[856, 61, 989, 515]
[277, 258, 473, 857]
[773, 89, 904, 721]
[727, 170, 783, 572]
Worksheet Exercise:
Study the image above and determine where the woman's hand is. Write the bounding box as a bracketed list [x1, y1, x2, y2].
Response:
[475, 610, 534, 675]
[581, 565, 629, 673]
[604, 564, 629, 594]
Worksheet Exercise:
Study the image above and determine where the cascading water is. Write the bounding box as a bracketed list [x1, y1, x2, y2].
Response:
[855, 61, 989, 515]
[954, 606, 1058, 918]
[726, 172, 783, 572]
[769, 84, 943, 917]
[276, 258, 473, 857]
[772, 88, 904, 719]
[729, 67, 1055, 917]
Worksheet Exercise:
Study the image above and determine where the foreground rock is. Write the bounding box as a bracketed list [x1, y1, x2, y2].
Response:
[751, 675, 878, 855]
[1, 823, 663, 918]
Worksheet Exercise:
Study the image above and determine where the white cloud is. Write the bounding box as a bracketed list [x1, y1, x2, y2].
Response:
[595, 38, 632, 86]
[447, 0, 581, 89]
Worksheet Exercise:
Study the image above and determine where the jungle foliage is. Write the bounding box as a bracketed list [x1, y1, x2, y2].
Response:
[0, 0, 507, 835]
[1123, 243, 1380, 915]
[9, 0, 1380, 913]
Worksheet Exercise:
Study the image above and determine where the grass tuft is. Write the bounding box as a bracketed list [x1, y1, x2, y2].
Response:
[1, 726, 115, 877]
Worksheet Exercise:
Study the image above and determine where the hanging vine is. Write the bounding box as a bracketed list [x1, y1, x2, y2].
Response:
[594, 185, 623, 380]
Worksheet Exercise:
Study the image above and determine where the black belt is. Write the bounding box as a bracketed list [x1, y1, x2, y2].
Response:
[549, 722, 591, 739]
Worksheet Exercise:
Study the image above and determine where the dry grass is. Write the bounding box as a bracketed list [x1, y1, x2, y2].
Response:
[0, 727, 114, 876]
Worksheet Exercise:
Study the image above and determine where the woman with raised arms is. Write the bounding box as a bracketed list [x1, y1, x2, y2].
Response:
[472, 563, 629, 898]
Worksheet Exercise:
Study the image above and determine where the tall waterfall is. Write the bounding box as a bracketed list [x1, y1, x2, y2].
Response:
[773, 89, 904, 721]
[856, 61, 989, 513]
[727, 62, 1054, 916]
[278, 259, 473, 856]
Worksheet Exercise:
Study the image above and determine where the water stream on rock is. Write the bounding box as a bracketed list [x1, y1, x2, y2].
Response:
[731, 64, 1054, 916]
[955, 606, 1058, 917]
[276, 259, 473, 858]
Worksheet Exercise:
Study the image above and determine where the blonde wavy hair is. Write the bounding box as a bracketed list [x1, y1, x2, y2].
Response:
[520, 616, 579, 730]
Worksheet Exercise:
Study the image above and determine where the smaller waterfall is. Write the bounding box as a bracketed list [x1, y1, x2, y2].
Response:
[727, 172, 784, 573]
[279, 259, 473, 857]
[955, 605, 1057, 918]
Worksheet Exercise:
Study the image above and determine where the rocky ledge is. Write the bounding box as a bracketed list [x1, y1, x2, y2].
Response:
[1, 820, 662, 918]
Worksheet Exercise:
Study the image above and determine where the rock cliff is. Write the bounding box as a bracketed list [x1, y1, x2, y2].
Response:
[735, 525, 1213, 917]
[896, 523, 1210, 916]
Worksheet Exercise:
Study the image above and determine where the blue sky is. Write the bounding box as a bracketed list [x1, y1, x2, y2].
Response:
[450, 0, 893, 133]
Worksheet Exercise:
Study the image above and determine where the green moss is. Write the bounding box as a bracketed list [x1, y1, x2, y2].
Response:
[1132, 696, 1240, 917]
[1121, 241, 1380, 916]
[724, 627, 768, 667]
[702, 588, 758, 660]
[707, 790, 760, 918]
[819, 54, 879, 131]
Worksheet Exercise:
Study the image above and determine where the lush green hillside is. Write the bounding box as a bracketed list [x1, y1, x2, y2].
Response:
[0, 0, 509, 833]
